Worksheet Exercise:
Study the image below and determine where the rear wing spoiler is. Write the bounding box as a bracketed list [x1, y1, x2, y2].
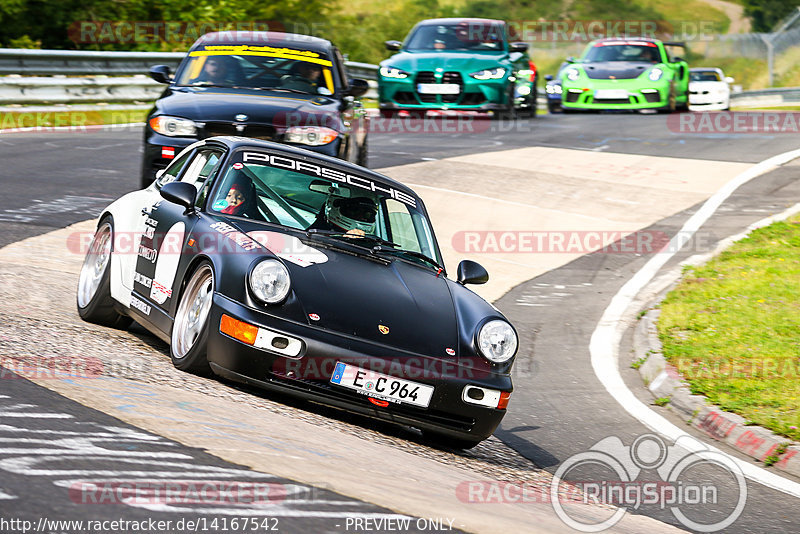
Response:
[663, 41, 686, 48]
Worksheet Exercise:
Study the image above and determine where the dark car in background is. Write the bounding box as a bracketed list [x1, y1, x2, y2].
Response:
[378, 18, 537, 119]
[142, 31, 370, 188]
[545, 63, 568, 113]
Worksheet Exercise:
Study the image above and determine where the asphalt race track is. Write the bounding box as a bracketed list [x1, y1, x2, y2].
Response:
[2, 111, 800, 533]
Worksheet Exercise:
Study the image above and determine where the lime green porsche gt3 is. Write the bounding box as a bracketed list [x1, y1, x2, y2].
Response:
[378, 18, 537, 119]
[560, 38, 689, 112]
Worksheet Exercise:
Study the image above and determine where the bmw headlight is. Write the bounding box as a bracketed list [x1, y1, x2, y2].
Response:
[380, 66, 409, 79]
[470, 67, 507, 80]
[148, 116, 197, 137]
[565, 68, 580, 81]
[648, 68, 664, 81]
[284, 126, 338, 146]
[477, 320, 518, 363]
[546, 84, 562, 94]
[249, 259, 291, 304]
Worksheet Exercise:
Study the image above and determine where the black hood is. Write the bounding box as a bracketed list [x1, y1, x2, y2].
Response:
[287, 250, 458, 356]
[583, 62, 652, 80]
[235, 225, 459, 357]
[156, 87, 344, 130]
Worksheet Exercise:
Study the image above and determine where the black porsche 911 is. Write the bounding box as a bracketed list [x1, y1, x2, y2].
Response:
[141, 31, 370, 189]
[78, 137, 519, 448]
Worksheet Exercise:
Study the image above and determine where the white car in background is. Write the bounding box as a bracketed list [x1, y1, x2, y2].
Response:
[689, 68, 734, 111]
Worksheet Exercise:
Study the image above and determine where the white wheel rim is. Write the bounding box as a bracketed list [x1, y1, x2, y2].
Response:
[172, 265, 214, 359]
[77, 222, 112, 308]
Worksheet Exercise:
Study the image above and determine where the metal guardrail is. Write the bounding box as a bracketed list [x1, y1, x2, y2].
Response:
[1, 48, 799, 107]
[0, 48, 379, 104]
[0, 48, 378, 79]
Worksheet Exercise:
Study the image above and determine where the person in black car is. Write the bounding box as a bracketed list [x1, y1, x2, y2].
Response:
[281, 62, 323, 93]
[309, 195, 378, 236]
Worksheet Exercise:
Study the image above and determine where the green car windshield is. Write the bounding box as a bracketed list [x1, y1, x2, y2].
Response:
[210, 150, 442, 267]
[405, 23, 505, 52]
[583, 42, 663, 63]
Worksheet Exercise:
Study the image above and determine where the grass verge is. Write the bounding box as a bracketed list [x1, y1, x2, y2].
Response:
[658, 213, 800, 441]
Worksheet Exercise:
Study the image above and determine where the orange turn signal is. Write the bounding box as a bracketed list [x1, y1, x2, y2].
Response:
[220, 314, 258, 346]
[497, 391, 511, 410]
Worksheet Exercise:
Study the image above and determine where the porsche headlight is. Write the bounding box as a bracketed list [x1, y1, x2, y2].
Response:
[648, 68, 664, 81]
[284, 126, 338, 146]
[380, 66, 409, 79]
[148, 116, 197, 137]
[477, 320, 518, 363]
[249, 259, 291, 304]
[565, 68, 580, 81]
[470, 67, 507, 80]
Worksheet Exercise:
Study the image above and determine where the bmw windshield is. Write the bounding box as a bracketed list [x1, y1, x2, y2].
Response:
[174, 44, 336, 95]
[208, 150, 443, 268]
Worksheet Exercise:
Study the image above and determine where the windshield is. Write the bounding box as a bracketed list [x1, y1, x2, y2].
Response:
[404, 22, 505, 52]
[583, 42, 662, 63]
[175, 44, 336, 95]
[690, 71, 721, 82]
[209, 150, 442, 267]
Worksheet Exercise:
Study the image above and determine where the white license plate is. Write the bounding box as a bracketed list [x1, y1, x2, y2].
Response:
[594, 89, 629, 99]
[417, 83, 460, 95]
[330, 362, 434, 407]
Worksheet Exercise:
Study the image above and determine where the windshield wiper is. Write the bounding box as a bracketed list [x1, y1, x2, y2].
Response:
[372, 245, 443, 271]
[268, 87, 313, 95]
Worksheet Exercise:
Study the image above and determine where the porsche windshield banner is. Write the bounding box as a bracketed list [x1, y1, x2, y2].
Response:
[240, 152, 418, 208]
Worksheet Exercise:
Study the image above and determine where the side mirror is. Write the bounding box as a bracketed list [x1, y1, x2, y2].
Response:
[345, 78, 369, 98]
[509, 42, 529, 53]
[160, 181, 196, 214]
[384, 40, 402, 51]
[566, 56, 576, 64]
[724, 76, 734, 84]
[670, 56, 684, 63]
[545, 74, 553, 81]
[149, 65, 172, 84]
[457, 260, 489, 285]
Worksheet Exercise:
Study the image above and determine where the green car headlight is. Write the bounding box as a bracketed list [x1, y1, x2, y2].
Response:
[565, 68, 580, 81]
[470, 67, 506, 80]
[380, 66, 409, 79]
[648, 68, 664, 82]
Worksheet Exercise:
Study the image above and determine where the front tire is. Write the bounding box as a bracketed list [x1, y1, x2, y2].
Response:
[170, 262, 214, 374]
[76, 217, 131, 329]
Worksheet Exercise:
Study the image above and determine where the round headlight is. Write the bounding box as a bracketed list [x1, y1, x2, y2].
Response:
[477, 320, 518, 363]
[249, 259, 291, 304]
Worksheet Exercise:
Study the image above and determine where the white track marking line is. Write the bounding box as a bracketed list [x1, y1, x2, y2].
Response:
[590, 147, 800, 497]
[0, 489, 16, 499]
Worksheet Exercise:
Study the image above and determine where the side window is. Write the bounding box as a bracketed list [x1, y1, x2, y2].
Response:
[156, 150, 194, 187]
[180, 149, 224, 208]
[382, 198, 422, 253]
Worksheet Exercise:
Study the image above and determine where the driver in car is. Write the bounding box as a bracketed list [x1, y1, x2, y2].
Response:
[309, 196, 378, 237]
[281, 62, 323, 93]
